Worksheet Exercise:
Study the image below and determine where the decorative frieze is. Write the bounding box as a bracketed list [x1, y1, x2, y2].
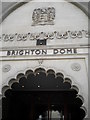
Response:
[1, 30, 89, 42]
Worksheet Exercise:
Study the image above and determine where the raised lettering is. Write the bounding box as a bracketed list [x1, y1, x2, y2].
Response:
[7, 51, 11, 56]
[19, 50, 24, 55]
[25, 50, 30, 55]
[67, 49, 72, 54]
[35, 50, 41, 55]
[42, 49, 47, 55]
[53, 49, 58, 54]
[60, 49, 65, 54]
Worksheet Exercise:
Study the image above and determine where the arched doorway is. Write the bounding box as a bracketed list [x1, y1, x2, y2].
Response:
[2, 68, 86, 120]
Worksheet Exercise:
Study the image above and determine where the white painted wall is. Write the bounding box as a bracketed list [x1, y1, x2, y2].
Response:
[0, 0, 89, 118]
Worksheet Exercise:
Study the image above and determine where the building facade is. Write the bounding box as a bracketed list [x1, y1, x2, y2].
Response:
[0, 0, 90, 119]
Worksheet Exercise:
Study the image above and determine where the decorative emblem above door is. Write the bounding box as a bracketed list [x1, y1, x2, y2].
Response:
[32, 7, 55, 26]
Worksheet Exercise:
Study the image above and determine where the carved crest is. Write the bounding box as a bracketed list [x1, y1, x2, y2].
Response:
[32, 7, 55, 26]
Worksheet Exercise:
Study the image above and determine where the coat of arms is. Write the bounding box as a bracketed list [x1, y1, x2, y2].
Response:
[32, 7, 55, 26]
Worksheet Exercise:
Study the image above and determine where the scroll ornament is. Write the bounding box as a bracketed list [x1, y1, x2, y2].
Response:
[0, 30, 89, 42]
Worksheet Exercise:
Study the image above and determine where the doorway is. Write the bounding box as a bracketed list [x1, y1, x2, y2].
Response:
[2, 68, 86, 120]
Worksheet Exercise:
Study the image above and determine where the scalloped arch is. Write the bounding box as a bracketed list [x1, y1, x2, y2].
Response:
[2, 67, 87, 119]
